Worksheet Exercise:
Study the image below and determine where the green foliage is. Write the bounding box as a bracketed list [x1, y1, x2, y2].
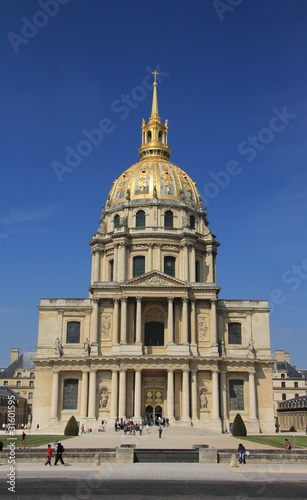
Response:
[232, 413, 247, 436]
[64, 415, 79, 436]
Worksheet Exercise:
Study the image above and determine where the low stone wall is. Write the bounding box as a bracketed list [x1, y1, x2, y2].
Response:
[1, 447, 307, 465]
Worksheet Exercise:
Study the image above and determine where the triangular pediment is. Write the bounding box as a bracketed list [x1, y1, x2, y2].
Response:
[122, 270, 187, 288]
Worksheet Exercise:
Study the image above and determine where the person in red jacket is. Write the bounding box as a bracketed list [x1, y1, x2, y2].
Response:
[44, 444, 53, 466]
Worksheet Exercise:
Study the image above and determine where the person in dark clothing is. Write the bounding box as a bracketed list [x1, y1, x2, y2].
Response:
[54, 441, 65, 465]
[237, 443, 246, 464]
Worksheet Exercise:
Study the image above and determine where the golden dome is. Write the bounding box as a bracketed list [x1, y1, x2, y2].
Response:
[106, 72, 202, 209]
[107, 159, 201, 207]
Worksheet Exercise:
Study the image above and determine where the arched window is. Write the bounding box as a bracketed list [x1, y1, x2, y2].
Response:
[164, 210, 173, 228]
[228, 322, 242, 344]
[63, 379, 78, 410]
[229, 380, 244, 411]
[28, 392, 33, 400]
[133, 256, 145, 277]
[136, 210, 145, 228]
[189, 215, 195, 229]
[66, 321, 80, 344]
[30, 372, 35, 379]
[113, 214, 120, 228]
[164, 256, 176, 277]
[282, 393, 286, 401]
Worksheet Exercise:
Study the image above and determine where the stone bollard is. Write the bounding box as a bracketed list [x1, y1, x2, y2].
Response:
[230, 453, 238, 467]
[94, 453, 101, 466]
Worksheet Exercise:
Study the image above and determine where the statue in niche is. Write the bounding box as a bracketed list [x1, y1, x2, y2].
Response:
[83, 337, 90, 355]
[218, 338, 226, 356]
[247, 339, 256, 358]
[99, 391, 108, 408]
[200, 391, 208, 409]
[54, 337, 63, 357]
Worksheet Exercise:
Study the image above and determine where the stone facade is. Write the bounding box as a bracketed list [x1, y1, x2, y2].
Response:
[33, 78, 275, 433]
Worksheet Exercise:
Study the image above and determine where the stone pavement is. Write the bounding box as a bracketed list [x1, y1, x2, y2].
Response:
[34, 425, 282, 450]
[1, 461, 306, 482]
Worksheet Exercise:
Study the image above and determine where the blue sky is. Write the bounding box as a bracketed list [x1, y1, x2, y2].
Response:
[1, 0, 307, 368]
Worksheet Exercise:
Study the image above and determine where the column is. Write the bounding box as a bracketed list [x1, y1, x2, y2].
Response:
[94, 250, 101, 281]
[50, 371, 59, 419]
[120, 297, 127, 344]
[167, 297, 174, 344]
[118, 244, 126, 282]
[190, 245, 196, 282]
[190, 299, 196, 345]
[211, 370, 220, 420]
[148, 244, 153, 272]
[207, 247, 214, 282]
[112, 299, 119, 344]
[184, 245, 189, 281]
[135, 297, 142, 344]
[134, 370, 142, 419]
[249, 371, 257, 420]
[220, 370, 227, 426]
[191, 369, 198, 420]
[167, 370, 175, 420]
[182, 297, 189, 344]
[113, 244, 118, 282]
[110, 370, 119, 418]
[182, 369, 190, 420]
[156, 244, 161, 272]
[210, 300, 218, 351]
[91, 299, 99, 346]
[118, 370, 127, 418]
[88, 370, 97, 419]
[80, 371, 89, 418]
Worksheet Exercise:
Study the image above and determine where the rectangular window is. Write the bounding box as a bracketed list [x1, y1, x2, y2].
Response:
[16, 381, 21, 387]
[229, 380, 244, 411]
[29, 381, 34, 387]
[66, 321, 81, 343]
[63, 379, 78, 410]
[281, 381, 286, 388]
[294, 382, 298, 388]
[164, 256, 175, 277]
[228, 323, 242, 344]
[133, 256, 145, 277]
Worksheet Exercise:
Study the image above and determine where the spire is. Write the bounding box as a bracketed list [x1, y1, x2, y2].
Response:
[138, 70, 171, 160]
[151, 70, 159, 117]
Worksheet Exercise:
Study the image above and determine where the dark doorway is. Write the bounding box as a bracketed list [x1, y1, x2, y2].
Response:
[145, 321, 164, 346]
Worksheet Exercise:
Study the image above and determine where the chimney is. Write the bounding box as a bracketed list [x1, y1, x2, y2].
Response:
[10, 348, 19, 364]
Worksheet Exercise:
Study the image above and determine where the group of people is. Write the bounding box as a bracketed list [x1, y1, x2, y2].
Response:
[44, 441, 65, 466]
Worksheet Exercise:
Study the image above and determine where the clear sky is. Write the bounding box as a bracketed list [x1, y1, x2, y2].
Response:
[1, 0, 307, 368]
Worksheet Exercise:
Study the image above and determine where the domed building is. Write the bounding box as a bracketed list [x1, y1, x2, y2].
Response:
[33, 77, 275, 433]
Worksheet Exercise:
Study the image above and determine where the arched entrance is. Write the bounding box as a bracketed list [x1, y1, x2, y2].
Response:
[145, 389, 164, 421]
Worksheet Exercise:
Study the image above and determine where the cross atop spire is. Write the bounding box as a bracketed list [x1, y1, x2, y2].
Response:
[152, 69, 159, 84]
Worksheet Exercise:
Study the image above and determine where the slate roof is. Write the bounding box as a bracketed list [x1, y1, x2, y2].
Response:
[0, 352, 35, 379]
[0, 386, 24, 399]
[273, 360, 303, 378]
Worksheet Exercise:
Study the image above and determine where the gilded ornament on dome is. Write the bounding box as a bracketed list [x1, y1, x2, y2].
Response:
[160, 165, 174, 195]
[135, 165, 150, 195]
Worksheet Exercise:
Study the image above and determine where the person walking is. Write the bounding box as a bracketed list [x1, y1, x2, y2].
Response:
[158, 425, 163, 438]
[44, 444, 53, 466]
[237, 443, 246, 464]
[19, 431, 26, 449]
[54, 441, 65, 466]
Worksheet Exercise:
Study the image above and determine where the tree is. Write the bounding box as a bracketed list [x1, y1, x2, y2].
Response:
[232, 413, 247, 436]
[64, 416, 79, 436]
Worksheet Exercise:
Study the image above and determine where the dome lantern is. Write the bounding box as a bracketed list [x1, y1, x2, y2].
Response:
[138, 71, 171, 160]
